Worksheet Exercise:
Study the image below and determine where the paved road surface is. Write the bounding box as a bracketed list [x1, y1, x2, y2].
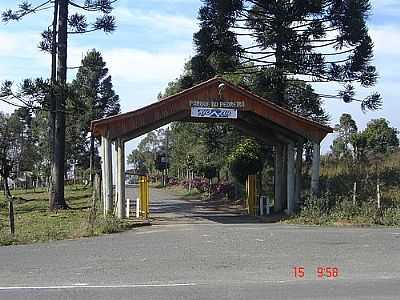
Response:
[0, 187, 399, 299]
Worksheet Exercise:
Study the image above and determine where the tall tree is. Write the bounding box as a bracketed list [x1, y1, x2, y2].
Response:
[69, 49, 120, 183]
[362, 118, 399, 155]
[331, 113, 358, 158]
[2, 0, 117, 209]
[193, 0, 381, 111]
[0, 112, 25, 197]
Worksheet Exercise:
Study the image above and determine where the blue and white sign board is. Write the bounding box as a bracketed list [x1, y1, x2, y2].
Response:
[191, 107, 238, 119]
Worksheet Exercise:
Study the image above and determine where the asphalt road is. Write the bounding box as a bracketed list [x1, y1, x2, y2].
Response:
[0, 187, 399, 300]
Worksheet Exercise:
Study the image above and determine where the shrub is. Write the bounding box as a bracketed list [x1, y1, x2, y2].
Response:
[227, 138, 265, 183]
[382, 207, 400, 226]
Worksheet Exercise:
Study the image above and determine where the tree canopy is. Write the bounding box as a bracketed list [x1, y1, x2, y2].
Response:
[192, 0, 381, 111]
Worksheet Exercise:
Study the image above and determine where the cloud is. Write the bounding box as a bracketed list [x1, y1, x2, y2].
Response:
[371, 0, 400, 17]
[102, 47, 192, 84]
[0, 31, 41, 58]
[370, 25, 400, 56]
[113, 7, 198, 35]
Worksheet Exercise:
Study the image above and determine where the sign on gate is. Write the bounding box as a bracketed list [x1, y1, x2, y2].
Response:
[191, 107, 238, 119]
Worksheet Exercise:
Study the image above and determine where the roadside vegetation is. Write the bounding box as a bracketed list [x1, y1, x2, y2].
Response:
[0, 185, 135, 246]
[286, 116, 400, 226]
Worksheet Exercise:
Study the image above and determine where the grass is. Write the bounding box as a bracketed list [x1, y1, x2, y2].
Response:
[0, 185, 138, 246]
[283, 196, 400, 227]
[165, 185, 204, 200]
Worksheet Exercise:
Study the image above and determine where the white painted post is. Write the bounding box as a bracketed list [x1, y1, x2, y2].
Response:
[287, 143, 295, 215]
[377, 180, 381, 209]
[126, 198, 130, 218]
[103, 136, 113, 215]
[136, 197, 140, 218]
[115, 142, 119, 215]
[101, 136, 106, 215]
[311, 142, 321, 197]
[116, 140, 126, 219]
[266, 197, 270, 215]
[259, 196, 264, 216]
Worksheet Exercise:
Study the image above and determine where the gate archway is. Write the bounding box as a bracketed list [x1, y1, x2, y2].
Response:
[91, 76, 332, 218]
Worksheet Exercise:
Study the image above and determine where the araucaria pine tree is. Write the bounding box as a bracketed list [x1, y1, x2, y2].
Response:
[193, 0, 381, 110]
[1, 0, 117, 210]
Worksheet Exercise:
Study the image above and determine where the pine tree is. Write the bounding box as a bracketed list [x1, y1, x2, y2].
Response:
[2, 0, 117, 209]
[69, 49, 120, 183]
[193, 0, 381, 111]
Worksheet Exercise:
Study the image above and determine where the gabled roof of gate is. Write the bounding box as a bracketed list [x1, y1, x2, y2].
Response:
[91, 77, 332, 143]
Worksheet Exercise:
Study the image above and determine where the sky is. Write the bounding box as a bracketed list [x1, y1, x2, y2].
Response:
[0, 0, 399, 156]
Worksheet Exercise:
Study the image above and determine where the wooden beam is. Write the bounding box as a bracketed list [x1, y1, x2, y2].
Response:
[119, 111, 188, 142]
[231, 119, 280, 145]
[239, 111, 305, 144]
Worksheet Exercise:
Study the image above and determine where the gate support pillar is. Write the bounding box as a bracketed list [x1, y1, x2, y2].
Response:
[274, 144, 284, 212]
[116, 139, 126, 218]
[295, 144, 303, 210]
[102, 135, 113, 216]
[287, 143, 295, 215]
[311, 142, 321, 197]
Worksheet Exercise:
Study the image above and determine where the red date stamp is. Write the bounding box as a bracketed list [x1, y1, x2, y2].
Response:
[293, 266, 339, 279]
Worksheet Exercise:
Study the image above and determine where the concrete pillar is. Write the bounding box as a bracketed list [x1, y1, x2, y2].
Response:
[311, 142, 321, 197]
[101, 136, 106, 211]
[287, 143, 295, 215]
[295, 144, 303, 209]
[103, 136, 113, 215]
[282, 144, 288, 209]
[274, 144, 284, 212]
[116, 140, 126, 218]
[114, 142, 118, 211]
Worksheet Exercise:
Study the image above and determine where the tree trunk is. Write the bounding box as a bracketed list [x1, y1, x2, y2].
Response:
[3, 175, 14, 235]
[53, 0, 68, 209]
[275, 41, 286, 107]
[49, 0, 58, 210]
[3, 175, 11, 199]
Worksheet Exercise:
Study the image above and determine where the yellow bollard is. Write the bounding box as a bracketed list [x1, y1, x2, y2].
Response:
[139, 176, 150, 218]
[246, 175, 257, 216]
[146, 176, 150, 217]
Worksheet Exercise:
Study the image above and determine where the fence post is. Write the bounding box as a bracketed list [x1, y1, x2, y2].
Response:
[126, 198, 130, 218]
[136, 197, 140, 218]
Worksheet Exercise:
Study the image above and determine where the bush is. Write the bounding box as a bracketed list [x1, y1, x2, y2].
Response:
[181, 177, 209, 193]
[97, 216, 125, 234]
[295, 193, 400, 226]
[227, 138, 265, 183]
[211, 182, 235, 199]
[382, 207, 400, 226]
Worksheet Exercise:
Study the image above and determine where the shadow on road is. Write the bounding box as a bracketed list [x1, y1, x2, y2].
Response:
[126, 186, 286, 225]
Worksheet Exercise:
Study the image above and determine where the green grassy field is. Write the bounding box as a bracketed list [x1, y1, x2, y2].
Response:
[0, 185, 136, 246]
